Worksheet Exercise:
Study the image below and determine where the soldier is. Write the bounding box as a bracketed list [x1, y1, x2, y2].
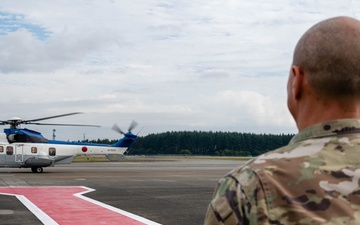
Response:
[204, 16, 360, 225]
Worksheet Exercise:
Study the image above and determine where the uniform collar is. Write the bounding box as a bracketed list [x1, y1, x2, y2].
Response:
[290, 118, 360, 144]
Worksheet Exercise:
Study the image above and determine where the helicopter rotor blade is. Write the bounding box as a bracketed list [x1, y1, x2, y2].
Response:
[136, 126, 144, 135]
[112, 124, 125, 135]
[26, 122, 100, 127]
[128, 120, 138, 132]
[0, 121, 8, 125]
[23, 112, 83, 123]
[0, 112, 100, 129]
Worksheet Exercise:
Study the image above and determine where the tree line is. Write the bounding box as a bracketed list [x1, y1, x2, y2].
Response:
[86, 131, 294, 156]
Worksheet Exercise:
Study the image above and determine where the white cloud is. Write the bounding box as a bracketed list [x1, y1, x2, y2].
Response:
[215, 90, 292, 127]
[0, 0, 357, 140]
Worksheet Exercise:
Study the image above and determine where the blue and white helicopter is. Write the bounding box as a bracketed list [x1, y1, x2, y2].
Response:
[0, 112, 138, 173]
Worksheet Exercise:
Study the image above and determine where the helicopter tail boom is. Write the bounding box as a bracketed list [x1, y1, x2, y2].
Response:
[111, 132, 137, 148]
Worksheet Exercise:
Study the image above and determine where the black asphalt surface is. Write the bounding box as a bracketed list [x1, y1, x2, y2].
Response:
[0, 156, 246, 225]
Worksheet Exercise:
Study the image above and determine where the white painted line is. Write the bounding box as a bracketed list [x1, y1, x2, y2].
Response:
[75, 186, 162, 225]
[0, 192, 58, 225]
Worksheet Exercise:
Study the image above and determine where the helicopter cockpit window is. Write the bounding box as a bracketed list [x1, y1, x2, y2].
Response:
[0, 146, 3, 153]
[6, 146, 13, 155]
[7, 134, 48, 143]
[49, 147, 56, 156]
[7, 134, 16, 143]
[31, 147, 37, 154]
[28, 135, 48, 143]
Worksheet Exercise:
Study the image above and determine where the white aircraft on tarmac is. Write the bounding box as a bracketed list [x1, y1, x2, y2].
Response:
[0, 112, 138, 173]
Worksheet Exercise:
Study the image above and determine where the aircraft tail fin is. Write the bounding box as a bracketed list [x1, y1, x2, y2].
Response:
[112, 132, 137, 148]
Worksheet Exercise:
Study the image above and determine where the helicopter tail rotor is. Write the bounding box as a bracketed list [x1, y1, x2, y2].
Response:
[111, 124, 125, 135]
[112, 120, 138, 135]
[111, 120, 138, 148]
[128, 120, 138, 133]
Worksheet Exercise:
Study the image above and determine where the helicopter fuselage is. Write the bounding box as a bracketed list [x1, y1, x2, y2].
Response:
[0, 113, 138, 173]
[0, 132, 129, 173]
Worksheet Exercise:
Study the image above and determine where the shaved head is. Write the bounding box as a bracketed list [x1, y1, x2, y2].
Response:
[293, 16, 360, 99]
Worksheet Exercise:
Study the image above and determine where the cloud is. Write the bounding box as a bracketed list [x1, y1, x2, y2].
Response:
[0, 0, 358, 141]
[200, 70, 231, 79]
[215, 90, 292, 126]
[0, 26, 122, 73]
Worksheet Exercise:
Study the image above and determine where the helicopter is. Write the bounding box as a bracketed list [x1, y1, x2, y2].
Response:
[0, 112, 138, 173]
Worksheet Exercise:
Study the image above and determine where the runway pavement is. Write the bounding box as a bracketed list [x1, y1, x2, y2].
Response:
[0, 156, 247, 225]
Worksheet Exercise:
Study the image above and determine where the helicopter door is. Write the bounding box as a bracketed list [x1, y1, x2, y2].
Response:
[0, 146, 4, 164]
[15, 144, 24, 162]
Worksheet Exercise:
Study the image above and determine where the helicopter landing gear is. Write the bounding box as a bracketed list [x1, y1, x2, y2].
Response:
[31, 167, 43, 173]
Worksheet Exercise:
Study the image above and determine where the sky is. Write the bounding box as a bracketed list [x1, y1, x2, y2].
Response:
[0, 0, 359, 141]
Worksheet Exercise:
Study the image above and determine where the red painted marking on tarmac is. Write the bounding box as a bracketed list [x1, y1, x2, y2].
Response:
[0, 186, 160, 225]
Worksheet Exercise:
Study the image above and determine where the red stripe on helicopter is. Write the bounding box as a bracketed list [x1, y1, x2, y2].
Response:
[0, 186, 160, 225]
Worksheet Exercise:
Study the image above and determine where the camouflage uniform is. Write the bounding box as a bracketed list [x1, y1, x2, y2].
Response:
[204, 119, 360, 225]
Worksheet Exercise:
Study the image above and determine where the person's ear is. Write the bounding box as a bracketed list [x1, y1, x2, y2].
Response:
[291, 66, 304, 100]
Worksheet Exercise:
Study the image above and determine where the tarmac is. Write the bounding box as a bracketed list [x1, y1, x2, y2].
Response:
[0, 156, 246, 225]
